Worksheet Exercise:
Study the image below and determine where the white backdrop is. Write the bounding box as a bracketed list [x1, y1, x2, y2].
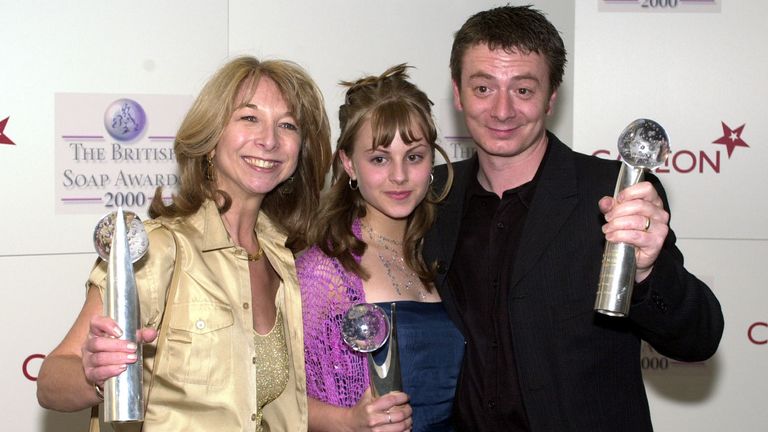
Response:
[573, 1, 767, 430]
[2, 0, 762, 430]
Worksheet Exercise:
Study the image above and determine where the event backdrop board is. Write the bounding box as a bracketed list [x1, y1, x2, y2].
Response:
[3, 0, 764, 431]
[0, 1, 229, 430]
[2, 1, 525, 431]
[574, 1, 767, 430]
[228, 0, 575, 161]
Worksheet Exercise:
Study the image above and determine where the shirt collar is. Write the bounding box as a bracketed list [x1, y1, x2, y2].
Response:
[466, 141, 552, 208]
[199, 199, 287, 252]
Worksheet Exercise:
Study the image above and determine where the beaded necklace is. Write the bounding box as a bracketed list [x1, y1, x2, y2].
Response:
[361, 222, 427, 300]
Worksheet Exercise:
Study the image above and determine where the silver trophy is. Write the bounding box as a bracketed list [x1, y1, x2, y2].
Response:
[595, 119, 670, 317]
[93, 207, 149, 423]
[341, 303, 402, 397]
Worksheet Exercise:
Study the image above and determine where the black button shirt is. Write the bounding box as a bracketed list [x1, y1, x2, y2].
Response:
[445, 170, 539, 431]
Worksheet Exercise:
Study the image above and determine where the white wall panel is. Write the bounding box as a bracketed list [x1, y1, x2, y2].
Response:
[0, 2, 228, 430]
[228, 0, 574, 161]
[7, 0, 757, 430]
[575, 1, 766, 430]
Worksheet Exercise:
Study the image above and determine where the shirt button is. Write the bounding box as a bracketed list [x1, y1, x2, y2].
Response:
[252, 357, 257, 364]
[488, 400, 496, 409]
[251, 413, 257, 421]
[243, 302, 250, 310]
[195, 319, 205, 330]
[496, 222, 505, 229]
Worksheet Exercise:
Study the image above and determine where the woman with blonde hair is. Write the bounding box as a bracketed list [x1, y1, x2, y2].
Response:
[298, 64, 463, 431]
[37, 56, 331, 431]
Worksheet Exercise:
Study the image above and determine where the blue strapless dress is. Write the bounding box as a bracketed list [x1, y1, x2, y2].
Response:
[373, 301, 464, 432]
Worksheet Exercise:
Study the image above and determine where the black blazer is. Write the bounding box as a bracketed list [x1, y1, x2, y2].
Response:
[423, 132, 723, 431]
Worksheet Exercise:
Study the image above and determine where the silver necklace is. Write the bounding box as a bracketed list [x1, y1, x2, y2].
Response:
[361, 222, 427, 300]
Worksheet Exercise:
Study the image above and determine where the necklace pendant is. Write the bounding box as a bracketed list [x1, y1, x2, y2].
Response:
[365, 221, 428, 300]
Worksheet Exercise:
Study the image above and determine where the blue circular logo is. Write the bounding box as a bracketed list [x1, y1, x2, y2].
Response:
[104, 98, 147, 142]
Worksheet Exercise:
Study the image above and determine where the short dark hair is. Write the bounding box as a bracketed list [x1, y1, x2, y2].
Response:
[450, 5, 567, 92]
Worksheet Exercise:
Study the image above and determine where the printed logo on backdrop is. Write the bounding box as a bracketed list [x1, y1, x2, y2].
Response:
[444, 135, 476, 162]
[104, 98, 147, 142]
[712, 122, 749, 158]
[599, 0, 721, 13]
[0, 116, 15, 145]
[55, 93, 193, 216]
[435, 100, 477, 163]
[593, 121, 750, 174]
[640, 342, 710, 376]
[748, 321, 767, 345]
[22, 353, 45, 381]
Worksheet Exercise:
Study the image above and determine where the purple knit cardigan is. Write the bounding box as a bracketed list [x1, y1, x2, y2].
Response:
[297, 220, 369, 407]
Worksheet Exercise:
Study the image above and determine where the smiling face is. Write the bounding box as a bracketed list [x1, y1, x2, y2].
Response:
[212, 76, 301, 204]
[453, 43, 557, 164]
[340, 118, 433, 224]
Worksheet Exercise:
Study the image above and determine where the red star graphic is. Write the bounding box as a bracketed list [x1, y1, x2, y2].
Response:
[712, 122, 748, 158]
[0, 117, 15, 145]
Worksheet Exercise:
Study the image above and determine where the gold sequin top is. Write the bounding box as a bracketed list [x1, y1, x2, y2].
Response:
[253, 309, 289, 431]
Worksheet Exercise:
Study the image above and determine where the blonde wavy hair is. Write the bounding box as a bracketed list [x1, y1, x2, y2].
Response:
[149, 56, 332, 250]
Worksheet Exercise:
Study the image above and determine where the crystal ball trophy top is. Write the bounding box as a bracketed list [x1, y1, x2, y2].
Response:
[595, 119, 670, 317]
[616, 119, 670, 169]
[93, 210, 149, 262]
[341, 303, 402, 397]
[93, 207, 148, 423]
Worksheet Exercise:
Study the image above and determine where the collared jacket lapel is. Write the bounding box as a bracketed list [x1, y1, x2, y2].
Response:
[509, 136, 578, 294]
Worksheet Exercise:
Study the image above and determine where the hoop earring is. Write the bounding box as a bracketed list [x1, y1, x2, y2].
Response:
[429, 173, 434, 185]
[349, 178, 359, 190]
[205, 155, 215, 182]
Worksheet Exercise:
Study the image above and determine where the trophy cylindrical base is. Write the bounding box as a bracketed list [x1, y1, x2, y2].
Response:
[595, 241, 637, 317]
[104, 206, 145, 423]
[104, 360, 144, 423]
[594, 162, 644, 318]
[368, 303, 402, 397]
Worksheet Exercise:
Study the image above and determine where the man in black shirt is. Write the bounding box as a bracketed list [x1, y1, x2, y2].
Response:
[423, 5, 724, 431]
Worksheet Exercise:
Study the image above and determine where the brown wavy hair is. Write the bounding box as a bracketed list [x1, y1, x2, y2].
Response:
[149, 56, 331, 250]
[309, 64, 453, 286]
